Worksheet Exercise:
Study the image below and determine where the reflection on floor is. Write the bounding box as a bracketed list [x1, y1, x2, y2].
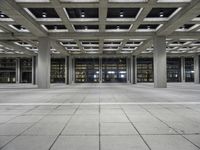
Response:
[0, 83, 200, 150]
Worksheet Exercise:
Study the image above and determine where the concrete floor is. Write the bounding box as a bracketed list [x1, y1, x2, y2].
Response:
[0, 83, 200, 150]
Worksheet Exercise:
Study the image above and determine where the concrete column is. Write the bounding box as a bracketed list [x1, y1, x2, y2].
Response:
[126, 57, 130, 83]
[37, 37, 51, 88]
[35, 56, 38, 85]
[67, 56, 73, 84]
[72, 57, 75, 83]
[32, 56, 36, 84]
[65, 57, 68, 84]
[181, 57, 185, 82]
[153, 36, 167, 88]
[16, 58, 20, 83]
[130, 56, 137, 84]
[194, 55, 200, 84]
[99, 57, 102, 83]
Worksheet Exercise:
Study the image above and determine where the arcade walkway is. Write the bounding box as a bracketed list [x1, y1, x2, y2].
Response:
[0, 83, 200, 150]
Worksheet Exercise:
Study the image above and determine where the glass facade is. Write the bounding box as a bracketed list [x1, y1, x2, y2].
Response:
[0, 57, 198, 84]
[0, 58, 16, 83]
[137, 58, 153, 82]
[185, 58, 194, 82]
[75, 58, 99, 83]
[51, 58, 65, 83]
[102, 58, 127, 83]
[167, 58, 181, 82]
[20, 58, 32, 83]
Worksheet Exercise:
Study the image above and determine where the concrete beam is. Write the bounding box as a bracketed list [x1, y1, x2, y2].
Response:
[51, 40, 69, 56]
[0, 41, 35, 55]
[157, 0, 200, 36]
[0, 0, 47, 37]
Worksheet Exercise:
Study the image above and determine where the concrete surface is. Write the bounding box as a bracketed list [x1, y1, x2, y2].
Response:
[0, 83, 200, 150]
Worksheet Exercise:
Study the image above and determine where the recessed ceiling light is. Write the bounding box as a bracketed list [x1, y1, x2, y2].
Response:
[159, 10, 164, 17]
[0, 11, 5, 18]
[180, 25, 185, 29]
[20, 26, 26, 31]
[42, 12, 47, 18]
[81, 11, 85, 18]
[120, 11, 124, 18]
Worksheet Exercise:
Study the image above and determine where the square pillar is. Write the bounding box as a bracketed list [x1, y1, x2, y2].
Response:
[194, 55, 200, 84]
[181, 57, 185, 82]
[130, 56, 137, 84]
[16, 58, 20, 84]
[99, 57, 102, 83]
[67, 56, 73, 84]
[126, 57, 130, 83]
[65, 57, 68, 84]
[37, 37, 51, 89]
[72, 57, 75, 83]
[153, 36, 167, 88]
[32, 56, 36, 85]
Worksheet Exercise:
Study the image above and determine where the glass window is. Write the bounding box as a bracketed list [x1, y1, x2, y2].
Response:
[167, 58, 181, 82]
[51, 58, 65, 83]
[20, 58, 32, 83]
[0, 58, 16, 83]
[185, 58, 194, 82]
[137, 58, 153, 82]
[75, 58, 99, 83]
[102, 58, 127, 83]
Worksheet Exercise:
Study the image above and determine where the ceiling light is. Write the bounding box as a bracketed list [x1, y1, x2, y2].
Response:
[42, 12, 47, 18]
[0, 11, 4, 18]
[81, 11, 85, 18]
[180, 25, 185, 29]
[159, 10, 164, 17]
[20, 26, 26, 31]
[120, 11, 124, 18]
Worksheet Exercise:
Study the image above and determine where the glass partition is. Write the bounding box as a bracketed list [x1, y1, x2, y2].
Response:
[185, 58, 194, 82]
[137, 58, 153, 82]
[51, 58, 65, 83]
[167, 58, 181, 82]
[0, 58, 16, 83]
[102, 58, 127, 83]
[20, 58, 32, 83]
[75, 58, 99, 83]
